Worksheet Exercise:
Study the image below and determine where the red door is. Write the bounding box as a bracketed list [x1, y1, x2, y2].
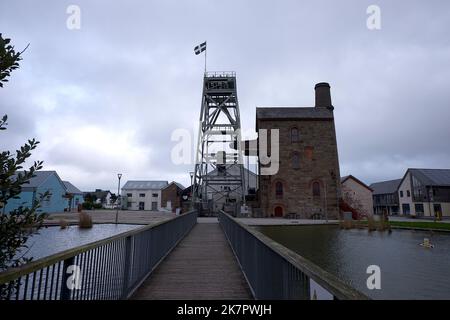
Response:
[274, 206, 283, 217]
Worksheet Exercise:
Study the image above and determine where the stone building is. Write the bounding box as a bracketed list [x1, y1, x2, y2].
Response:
[256, 83, 341, 219]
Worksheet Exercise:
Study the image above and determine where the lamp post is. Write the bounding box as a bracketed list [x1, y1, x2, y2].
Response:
[115, 173, 122, 224]
[189, 172, 194, 209]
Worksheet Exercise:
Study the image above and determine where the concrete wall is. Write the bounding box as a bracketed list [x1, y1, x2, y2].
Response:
[342, 178, 374, 216]
[122, 188, 162, 211]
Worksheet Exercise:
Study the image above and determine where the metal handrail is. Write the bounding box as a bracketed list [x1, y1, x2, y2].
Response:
[219, 211, 369, 300]
[0, 210, 197, 300]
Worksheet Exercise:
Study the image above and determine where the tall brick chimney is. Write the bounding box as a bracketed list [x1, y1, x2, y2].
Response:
[314, 82, 334, 110]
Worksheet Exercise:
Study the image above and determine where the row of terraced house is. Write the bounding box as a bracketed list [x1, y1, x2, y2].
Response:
[370, 168, 450, 219]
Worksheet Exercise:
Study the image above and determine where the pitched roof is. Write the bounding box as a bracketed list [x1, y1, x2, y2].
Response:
[341, 175, 373, 192]
[408, 168, 450, 187]
[162, 181, 185, 190]
[14, 171, 59, 189]
[369, 179, 402, 195]
[83, 190, 111, 199]
[63, 181, 83, 194]
[256, 107, 333, 120]
[122, 180, 168, 190]
[207, 165, 257, 177]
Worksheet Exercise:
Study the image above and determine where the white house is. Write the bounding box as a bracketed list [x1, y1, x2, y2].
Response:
[121, 180, 168, 211]
[341, 175, 374, 217]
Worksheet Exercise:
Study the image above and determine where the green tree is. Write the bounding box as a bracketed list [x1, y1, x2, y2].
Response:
[0, 33, 28, 87]
[0, 34, 48, 299]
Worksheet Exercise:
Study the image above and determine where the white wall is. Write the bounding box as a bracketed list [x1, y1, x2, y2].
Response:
[122, 188, 162, 211]
[398, 172, 414, 216]
[342, 178, 374, 216]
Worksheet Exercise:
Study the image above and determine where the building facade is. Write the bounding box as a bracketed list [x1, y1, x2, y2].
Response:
[3, 171, 68, 214]
[122, 180, 168, 211]
[398, 168, 450, 218]
[63, 181, 84, 211]
[341, 175, 374, 217]
[161, 181, 185, 212]
[369, 179, 401, 215]
[256, 83, 341, 219]
[206, 165, 258, 213]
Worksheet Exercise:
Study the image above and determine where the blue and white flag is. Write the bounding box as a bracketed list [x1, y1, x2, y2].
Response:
[194, 41, 206, 55]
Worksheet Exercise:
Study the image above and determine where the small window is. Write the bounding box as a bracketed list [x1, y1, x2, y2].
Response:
[291, 127, 299, 143]
[400, 191, 403, 197]
[407, 190, 411, 197]
[415, 203, 424, 214]
[152, 193, 158, 197]
[275, 182, 283, 198]
[139, 193, 145, 197]
[312, 181, 321, 197]
[292, 152, 300, 169]
[127, 193, 132, 198]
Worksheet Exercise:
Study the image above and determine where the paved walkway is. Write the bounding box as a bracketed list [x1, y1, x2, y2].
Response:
[237, 217, 339, 226]
[44, 210, 176, 225]
[132, 219, 252, 300]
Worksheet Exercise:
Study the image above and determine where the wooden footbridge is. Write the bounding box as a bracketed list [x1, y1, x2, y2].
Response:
[0, 211, 367, 300]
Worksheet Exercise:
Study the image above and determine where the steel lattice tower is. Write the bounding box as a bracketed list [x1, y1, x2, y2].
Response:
[192, 71, 245, 215]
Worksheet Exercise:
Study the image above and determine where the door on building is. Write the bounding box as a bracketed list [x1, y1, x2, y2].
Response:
[139, 202, 145, 210]
[274, 206, 283, 217]
[434, 204, 442, 220]
[151, 202, 158, 211]
[402, 204, 410, 216]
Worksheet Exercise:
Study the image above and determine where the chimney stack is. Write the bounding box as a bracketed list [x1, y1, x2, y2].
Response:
[314, 82, 333, 110]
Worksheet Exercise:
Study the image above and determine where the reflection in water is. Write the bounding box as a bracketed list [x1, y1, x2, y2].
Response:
[255, 225, 450, 299]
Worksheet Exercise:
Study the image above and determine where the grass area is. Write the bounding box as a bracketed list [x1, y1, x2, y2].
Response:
[388, 220, 450, 231]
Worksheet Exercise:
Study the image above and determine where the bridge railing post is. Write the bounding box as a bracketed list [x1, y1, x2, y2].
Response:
[121, 235, 132, 299]
[60, 256, 75, 300]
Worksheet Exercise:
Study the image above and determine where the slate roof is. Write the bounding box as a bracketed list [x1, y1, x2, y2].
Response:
[13, 171, 59, 189]
[122, 180, 169, 190]
[256, 107, 333, 120]
[408, 168, 450, 187]
[369, 179, 402, 195]
[162, 181, 185, 190]
[63, 181, 83, 194]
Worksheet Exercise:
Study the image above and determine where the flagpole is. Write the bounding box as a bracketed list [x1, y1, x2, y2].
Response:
[204, 42, 207, 74]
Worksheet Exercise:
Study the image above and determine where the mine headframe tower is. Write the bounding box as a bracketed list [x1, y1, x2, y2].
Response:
[192, 71, 245, 216]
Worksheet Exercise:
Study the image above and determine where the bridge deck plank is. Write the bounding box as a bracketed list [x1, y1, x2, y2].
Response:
[132, 221, 252, 300]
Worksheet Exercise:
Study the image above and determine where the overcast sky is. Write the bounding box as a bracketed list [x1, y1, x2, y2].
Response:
[1, 0, 450, 192]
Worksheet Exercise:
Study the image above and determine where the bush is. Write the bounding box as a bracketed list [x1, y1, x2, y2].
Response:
[82, 202, 93, 210]
[78, 212, 93, 229]
[93, 203, 103, 209]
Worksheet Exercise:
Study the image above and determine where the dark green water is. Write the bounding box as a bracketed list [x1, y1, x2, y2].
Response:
[255, 225, 450, 299]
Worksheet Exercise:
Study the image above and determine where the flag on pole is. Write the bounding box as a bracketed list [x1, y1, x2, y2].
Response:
[194, 41, 206, 55]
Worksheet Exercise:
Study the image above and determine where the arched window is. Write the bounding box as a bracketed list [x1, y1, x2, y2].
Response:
[275, 182, 283, 198]
[291, 127, 299, 143]
[312, 181, 321, 197]
[292, 152, 300, 169]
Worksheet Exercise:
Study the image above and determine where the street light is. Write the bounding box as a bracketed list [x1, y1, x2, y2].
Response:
[115, 173, 122, 224]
